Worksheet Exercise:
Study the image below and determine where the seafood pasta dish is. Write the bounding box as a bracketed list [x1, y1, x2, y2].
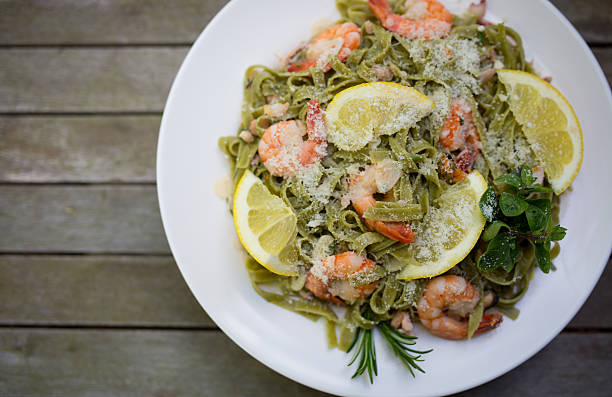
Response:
[218, 0, 583, 381]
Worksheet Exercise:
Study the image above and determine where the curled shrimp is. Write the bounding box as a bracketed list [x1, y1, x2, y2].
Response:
[305, 251, 379, 304]
[417, 275, 503, 340]
[349, 160, 415, 244]
[439, 98, 481, 181]
[258, 99, 327, 177]
[368, 0, 452, 40]
[288, 22, 361, 72]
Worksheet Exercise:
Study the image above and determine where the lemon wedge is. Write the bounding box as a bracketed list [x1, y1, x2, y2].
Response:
[325, 82, 435, 151]
[398, 171, 488, 280]
[497, 69, 583, 194]
[233, 170, 298, 276]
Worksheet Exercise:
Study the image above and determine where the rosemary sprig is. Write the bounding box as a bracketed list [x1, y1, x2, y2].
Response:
[347, 327, 377, 383]
[347, 322, 432, 383]
[378, 322, 432, 377]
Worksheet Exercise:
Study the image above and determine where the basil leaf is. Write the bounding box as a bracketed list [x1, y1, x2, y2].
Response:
[525, 199, 550, 232]
[482, 220, 510, 242]
[535, 241, 552, 273]
[479, 187, 498, 222]
[478, 234, 518, 271]
[521, 168, 536, 187]
[549, 225, 567, 241]
[499, 192, 528, 217]
[495, 173, 521, 191]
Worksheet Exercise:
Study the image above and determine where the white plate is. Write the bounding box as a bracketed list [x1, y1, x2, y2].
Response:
[157, 1, 612, 395]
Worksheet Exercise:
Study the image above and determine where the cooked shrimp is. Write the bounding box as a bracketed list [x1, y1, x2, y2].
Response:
[349, 160, 415, 244]
[305, 251, 379, 304]
[439, 98, 481, 179]
[258, 99, 327, 177]
[368, 0, 452, 40]
[417, 275, 503, 340]
[288, 22, 361, 72]
[391, 310, 414, 335]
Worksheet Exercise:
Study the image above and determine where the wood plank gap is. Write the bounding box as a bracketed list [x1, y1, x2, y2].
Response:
[0, 251, 171, 256]
[0, 111, 163, 116]
[0, 325, 218, 331]
[0, 182, 157, 187]
[587, 43, 612, 48]
[0, 252, 173, 257]
[0, 43, 192, 49]
[563, 327, 612, 334]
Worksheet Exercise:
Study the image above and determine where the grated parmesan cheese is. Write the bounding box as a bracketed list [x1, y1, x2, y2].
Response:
[411, 195, 474, 263]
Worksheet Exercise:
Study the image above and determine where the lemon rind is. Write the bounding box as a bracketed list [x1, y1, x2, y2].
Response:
[498, 69, 583, 195]
[233, 170, 298, 276]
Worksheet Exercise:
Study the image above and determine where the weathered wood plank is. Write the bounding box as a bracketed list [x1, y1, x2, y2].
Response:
[0, 330, 609, 396]
[452, 333, 611, 396]
[568, 257, 612, 329]
[551, 0, 612, 44]
[0, 329, 328, 397]
[0, 116, 159, 182]
[593, 48, 612, 87]
[0, 185, 609, 327]
[0, 0, 228, 45]
[0, 48, 187, 113]
[0, 255, 609, 329]
[0, 1, 610, 45]
[0, 46, 610, 114]
[0, 186, 169, 253]
[0, 255, 212, 327]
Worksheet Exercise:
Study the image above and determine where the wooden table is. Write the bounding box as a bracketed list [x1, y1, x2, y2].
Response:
[0, 1, 610, 395]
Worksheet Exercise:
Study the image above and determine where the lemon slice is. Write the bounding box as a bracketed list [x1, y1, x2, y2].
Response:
[233, 170, 298, 276]
[325, 82, 435, 151]
[398, 171, 488, 280]
[497, 69, 583, 194]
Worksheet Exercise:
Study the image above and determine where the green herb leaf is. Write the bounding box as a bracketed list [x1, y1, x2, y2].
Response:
[495, 173, 521, 191]
[482, 220, 510, 242]
[534, 241, 552, 273]
[527, 185, 553, 193]
[477, 233, 518, 271]
[479, 187, 498, 222]
[499, 192, 529, 217]
[549, 225, 567, 241]
[520, 168, 536, 187]
[525, 199, 550, 232]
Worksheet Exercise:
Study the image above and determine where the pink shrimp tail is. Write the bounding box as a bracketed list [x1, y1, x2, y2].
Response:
[304, 273, 344, 305]
[369, 0, 452, 40]
[368, 0, 394, 22]
[287, 59, 318, 72]
[469, 0, 487, 19]
[306, 99, 326, 141]
[455, 145, 478, 173]
[474, 312, 503, 336]
[298, 99, 327, 166]
[354, 196, 415, 244]
[377, 221, 416, 244]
